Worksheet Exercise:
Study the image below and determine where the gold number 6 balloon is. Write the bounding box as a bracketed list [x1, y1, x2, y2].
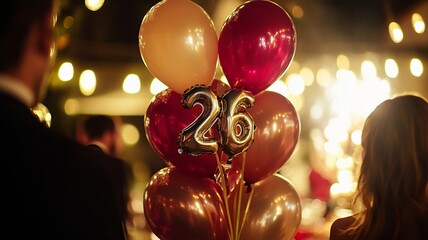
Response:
[219, 89, 255, 158]
[178, 85, 221, 155]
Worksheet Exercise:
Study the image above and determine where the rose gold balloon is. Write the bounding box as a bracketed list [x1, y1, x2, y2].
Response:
[232, 91, 300, 184]
[144, 167, 227, 240]
[229, 174, 302, 240]
[139, 0, 218, 94]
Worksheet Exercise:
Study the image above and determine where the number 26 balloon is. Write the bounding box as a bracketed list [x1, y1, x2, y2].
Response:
[178, 85, 255, 158]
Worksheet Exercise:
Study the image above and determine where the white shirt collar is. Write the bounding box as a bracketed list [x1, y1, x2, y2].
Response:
[0, 74, 34, 107]
[89, 141, 110, 154]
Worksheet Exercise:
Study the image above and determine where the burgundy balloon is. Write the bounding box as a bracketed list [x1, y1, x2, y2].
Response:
[218, 0, 296, 95]
[145, 88, 219, 178]
[232, 91, 300, 184]
[144, 167, 227, 240]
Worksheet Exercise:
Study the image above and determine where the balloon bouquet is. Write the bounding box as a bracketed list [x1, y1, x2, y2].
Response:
[139, 0, 301, 239]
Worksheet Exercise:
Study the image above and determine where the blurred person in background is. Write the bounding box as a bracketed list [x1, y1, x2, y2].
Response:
[330, 94, 428, 240]
[76, 114, 122, 156]
[0, 0, 128, 239]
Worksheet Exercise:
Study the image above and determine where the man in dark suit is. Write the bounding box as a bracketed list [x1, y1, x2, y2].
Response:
[0, 1, 128, 239]
[77, 115, 122, 156]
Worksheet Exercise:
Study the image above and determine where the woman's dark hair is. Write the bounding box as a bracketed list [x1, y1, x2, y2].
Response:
[346, 94, 428, 239]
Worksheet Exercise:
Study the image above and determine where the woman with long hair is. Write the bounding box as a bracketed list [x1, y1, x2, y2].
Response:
[330, 94, 428, 240]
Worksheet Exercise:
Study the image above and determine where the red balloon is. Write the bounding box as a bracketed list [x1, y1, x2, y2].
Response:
[144, 167, 227, 240]
[219, 0, 296, 95]
[145, 88, 219, 178]
[232, 91, 300, 184]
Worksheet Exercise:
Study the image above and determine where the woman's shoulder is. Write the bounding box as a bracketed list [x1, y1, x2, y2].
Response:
[329, 214, 357, 240]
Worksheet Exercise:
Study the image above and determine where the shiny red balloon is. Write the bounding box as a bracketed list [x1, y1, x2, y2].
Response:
[232, 91, 300, 184]
[219, 0, 296, 95]
[144, 167, 227, 240]
[145, 88, 218, 178]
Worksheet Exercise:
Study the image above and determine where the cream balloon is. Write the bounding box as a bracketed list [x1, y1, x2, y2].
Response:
[139, 0, 218, 94]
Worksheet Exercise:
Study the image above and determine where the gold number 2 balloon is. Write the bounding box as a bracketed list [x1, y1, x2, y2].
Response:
[219, 89, 255, 158]
[178, 85, 221, 155]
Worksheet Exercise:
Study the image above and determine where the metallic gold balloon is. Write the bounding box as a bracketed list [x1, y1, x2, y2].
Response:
[139, 0, 218, 94]
[178, 85, 221, 155]
[144, 167, 227, 240]
[229, 174, 302, 240]
[219, 89, 255, 158]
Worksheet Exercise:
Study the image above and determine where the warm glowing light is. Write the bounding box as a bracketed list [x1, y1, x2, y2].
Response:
[79, 69, 96, 96]
[150, 78, 168, 95]
[316, 69, 331, 87]
[291, 5, 304, 19]
[300, 68, 314, 86]
[361, 60, 377, 79]
[336, 69, 357, 83]
[337, 169, 353, 184]
[63, 16, 74, 29]
[286, 74, 305, 95]
[324, 141, 344, 156]
[336, 157, 354, 169]
[388, 22, 403, 43]
[58, 62, 74, 81]
[123, 74, 141, 94]
[121, 124, 140, 145]
[336, 54, 350, 70]
[385, 59, 399, 78]
[410, 58, 423, 77]
[85, 0, 105, 11]
[324, 121, 349, 143]
[412, 13, 425, 34]
[64, 98, 80, 115]
[131, 199, 144, 214]
[32, 103, 52, 127]
[351, 130, 362, 145]
[330, 183, 340, 196]
[267, 80, 289, 97]
[310, 104, 323, 120]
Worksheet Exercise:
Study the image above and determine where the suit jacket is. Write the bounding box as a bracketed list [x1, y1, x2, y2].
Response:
[0, 92, 128, 240]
